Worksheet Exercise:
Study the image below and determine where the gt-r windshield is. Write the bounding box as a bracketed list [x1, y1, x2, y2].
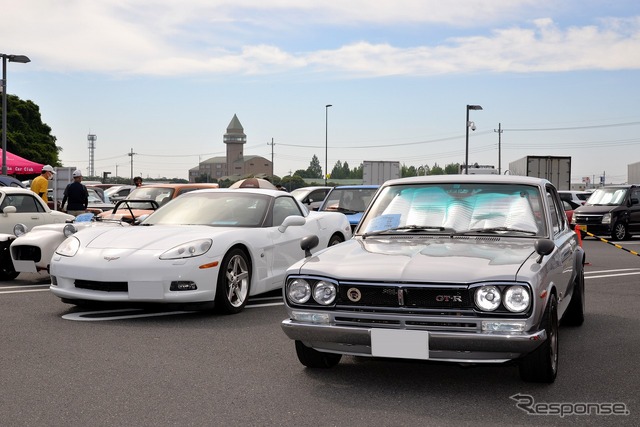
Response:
[359, 183, 547, 237]
[141, 192, 270, 227]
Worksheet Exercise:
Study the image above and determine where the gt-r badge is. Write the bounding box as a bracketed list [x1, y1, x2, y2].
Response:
[104, 256, 120, 261]
[347, 287, 362, 302]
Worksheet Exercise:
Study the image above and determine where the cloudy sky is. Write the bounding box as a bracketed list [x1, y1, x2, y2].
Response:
[4, 0, 640, 183]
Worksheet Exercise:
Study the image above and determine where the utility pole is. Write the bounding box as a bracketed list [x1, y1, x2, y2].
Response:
[494, 123, 503, 174]
[267, 138, 275, 178]
[128, 148, 136, 183]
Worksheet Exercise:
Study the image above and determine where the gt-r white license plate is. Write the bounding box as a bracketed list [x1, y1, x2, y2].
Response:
[370, 329, 429, 360]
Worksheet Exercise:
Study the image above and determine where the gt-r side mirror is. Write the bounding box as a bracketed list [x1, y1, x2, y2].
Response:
[300, 235, 319, 257]
[534, 238, 555, 264]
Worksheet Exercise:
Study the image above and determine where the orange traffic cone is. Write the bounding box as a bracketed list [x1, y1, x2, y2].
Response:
[575, 225, 583, 247]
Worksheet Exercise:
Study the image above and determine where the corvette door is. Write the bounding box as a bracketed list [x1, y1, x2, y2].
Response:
[269, 196, 309, 285]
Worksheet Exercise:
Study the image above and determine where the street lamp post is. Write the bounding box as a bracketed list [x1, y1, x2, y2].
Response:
[325, 104, 332, 185]
[1, 53, 31, 175]
[464, 104, 483, 174]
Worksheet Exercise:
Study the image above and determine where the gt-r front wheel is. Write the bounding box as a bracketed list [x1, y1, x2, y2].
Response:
[295, 340, 342, 368]
[215, 248, 251, 314]
[519, 294, 558, 383]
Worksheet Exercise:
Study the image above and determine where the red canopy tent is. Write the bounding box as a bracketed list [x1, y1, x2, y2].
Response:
[0, 149, 44, 175]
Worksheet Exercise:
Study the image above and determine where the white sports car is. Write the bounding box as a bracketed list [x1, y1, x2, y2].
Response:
[49, 188, 352, 313]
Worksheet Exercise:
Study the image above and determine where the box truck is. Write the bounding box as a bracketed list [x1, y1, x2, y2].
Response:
[508, 156, 571, 190]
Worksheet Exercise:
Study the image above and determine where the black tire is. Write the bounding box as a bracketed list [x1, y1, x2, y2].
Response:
[563, 267, 585, 327]
[519, 294, 559, 383]
[295, 340, 342, 368]
[612, 222, 629, 240]
[328, 234, 344, 246]
[0, 244, 19, 281]
[215, 248, 251, 314]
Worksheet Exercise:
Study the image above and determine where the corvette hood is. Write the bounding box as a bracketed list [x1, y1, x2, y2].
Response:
[79, 225, 223, 250]
[296, 236, 540, 283]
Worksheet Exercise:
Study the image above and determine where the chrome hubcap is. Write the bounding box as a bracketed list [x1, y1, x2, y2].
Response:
[225, 254, 249, 307]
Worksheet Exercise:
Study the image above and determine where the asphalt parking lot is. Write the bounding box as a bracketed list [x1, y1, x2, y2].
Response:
[1, 237, 638, 426]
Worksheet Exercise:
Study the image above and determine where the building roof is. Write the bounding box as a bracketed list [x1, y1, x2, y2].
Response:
[226, 114, 244, 134]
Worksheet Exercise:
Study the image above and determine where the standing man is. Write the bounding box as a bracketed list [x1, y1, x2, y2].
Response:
[133, 176, 143, 187]
[31, 165, 56, 203]
[61, 170, 89, 216]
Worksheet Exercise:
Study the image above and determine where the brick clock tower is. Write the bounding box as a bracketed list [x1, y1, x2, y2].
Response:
[224, 114, 246, 176]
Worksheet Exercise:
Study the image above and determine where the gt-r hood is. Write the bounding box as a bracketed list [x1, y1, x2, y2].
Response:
[295, 236, 541, 283]
[78, 225, 222, 250]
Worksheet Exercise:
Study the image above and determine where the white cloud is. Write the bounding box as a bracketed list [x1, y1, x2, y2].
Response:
[3, 1, 640, 76]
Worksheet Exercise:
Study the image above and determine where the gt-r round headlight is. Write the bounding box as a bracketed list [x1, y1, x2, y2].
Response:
[475, 286, 501, 311]
[287, 279, 311, 304]
[56, 236, 80, 257]
[503, 286, 530, 313]
[13, 223, 28, 237]
[159, 239, 212, 260]
[313, 281, 336, 305]
[63, 224, 78, 237]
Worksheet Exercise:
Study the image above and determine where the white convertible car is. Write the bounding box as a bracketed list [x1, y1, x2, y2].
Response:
[0, 187, 74, 280]
[49, 188, 352, 313]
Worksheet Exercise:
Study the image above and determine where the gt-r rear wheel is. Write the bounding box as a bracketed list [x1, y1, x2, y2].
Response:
[295, 340, 342, 368]
[519, 294, 558, 383]
[215, 248, 251, 314]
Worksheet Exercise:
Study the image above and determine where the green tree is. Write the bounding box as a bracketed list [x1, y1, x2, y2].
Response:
[444, 163, 460, 174]
[430, 163, 444, 175]
[330, 160, 345, 179]
[0, 94, 61, 167]
[306, 155, 322, 179]
[401, 164, 418, 177]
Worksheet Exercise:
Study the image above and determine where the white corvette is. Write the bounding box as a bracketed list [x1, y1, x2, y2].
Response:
[49, 188, 352, 313]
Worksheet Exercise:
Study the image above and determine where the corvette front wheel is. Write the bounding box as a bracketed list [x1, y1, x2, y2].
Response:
[215, 248, 251, 314]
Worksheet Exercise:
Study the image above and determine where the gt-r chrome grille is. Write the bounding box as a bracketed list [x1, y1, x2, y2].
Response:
[74, 280, 128, 292]
[336, 283, 472, 311]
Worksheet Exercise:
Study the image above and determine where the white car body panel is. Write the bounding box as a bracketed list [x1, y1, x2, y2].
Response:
[48, 189, 352, 306]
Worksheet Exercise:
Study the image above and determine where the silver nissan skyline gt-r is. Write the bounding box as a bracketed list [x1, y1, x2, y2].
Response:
[281, 175, 585, 383]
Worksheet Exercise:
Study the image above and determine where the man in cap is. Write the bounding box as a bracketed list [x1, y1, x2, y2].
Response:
[61, 170, 89, 216]
[31, 165, 56, 204]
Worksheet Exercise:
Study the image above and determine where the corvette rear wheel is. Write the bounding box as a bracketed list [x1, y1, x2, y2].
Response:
[215, 248, 251, 314]
[328, 234, 344, 246]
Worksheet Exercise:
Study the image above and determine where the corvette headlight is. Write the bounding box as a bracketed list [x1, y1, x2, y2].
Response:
[503, 286, 531, 313]
[13, 223, 28, 237]
[313, 281, 337, 305]
[159, 239, 212, 260]
[475, 286, 501, 311]
[56, 236, 80, 257]
[601, 213, 611, 224]
[287, 279, 311, 304]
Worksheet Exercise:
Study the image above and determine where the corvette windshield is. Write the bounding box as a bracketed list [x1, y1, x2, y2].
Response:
[359, 183, 546, 237]
[142, 192, 270, 227]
